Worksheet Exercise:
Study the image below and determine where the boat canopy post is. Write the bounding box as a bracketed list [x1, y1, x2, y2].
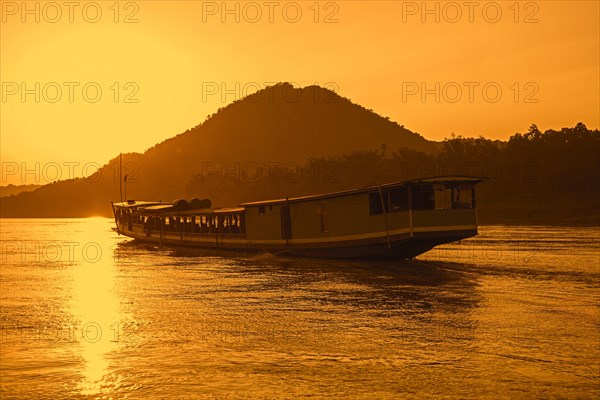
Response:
[407, 186, 413, 237]
[378, 185, 391, 249]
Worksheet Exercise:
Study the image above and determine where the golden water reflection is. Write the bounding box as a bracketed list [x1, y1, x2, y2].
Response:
[69, 219, 121, 396]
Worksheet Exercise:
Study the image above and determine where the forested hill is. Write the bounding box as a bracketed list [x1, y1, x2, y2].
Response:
[0, 83, 436, 217]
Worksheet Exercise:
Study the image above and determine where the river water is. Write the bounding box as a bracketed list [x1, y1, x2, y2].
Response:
[0, 219, 598, 399]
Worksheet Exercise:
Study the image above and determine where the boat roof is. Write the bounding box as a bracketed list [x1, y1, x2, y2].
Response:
[112, 201, 164, 208]
[113, 200, 244, 215]
[173, 207, 245, 215]
[113, 176, 486, 211]
[239, 175, 487, 206]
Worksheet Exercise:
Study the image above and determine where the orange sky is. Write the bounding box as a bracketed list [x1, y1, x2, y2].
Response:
[1, 0, 599, 185]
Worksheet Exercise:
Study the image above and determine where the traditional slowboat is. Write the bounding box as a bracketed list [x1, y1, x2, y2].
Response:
[111, 176, 485, 259]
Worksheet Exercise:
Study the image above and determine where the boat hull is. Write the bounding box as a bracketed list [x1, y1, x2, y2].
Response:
[115, 224, 476, 260]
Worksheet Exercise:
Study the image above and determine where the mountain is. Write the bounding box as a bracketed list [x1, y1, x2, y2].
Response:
[0, 83, 437, 217]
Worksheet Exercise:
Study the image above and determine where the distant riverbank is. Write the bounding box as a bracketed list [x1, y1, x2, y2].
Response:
[478, 193, 599, 227]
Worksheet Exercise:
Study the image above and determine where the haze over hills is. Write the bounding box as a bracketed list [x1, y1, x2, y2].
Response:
[0, 83, 437, 217]
[0, 184, 42, 198]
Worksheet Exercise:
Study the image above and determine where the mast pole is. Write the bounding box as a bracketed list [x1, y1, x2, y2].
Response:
[119, 153, 123, 203]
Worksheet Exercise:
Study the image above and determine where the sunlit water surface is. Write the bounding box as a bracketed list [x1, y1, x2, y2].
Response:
[1, 219, 598, 399]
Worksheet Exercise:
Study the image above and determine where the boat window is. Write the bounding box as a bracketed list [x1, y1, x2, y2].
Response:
[453, 184, 474, 209]
[319, 202, 329, 233]
[434, 185, 453, 210]
[369, 191, 389, 215]
[258, 206, 265, 215]
[412, 185, 435, 210]
[390, 187, 408, 211]
[230, 214, 241, 234]
[369, 192, 381, 215]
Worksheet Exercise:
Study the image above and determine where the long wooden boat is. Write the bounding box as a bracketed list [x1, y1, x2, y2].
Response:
[111, 176, 486, 259]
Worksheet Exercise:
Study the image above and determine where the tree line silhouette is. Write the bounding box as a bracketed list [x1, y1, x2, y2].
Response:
[185, 123, 599, 225]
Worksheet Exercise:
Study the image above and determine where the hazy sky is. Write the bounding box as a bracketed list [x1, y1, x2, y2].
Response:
[1, 0, 599, 185]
